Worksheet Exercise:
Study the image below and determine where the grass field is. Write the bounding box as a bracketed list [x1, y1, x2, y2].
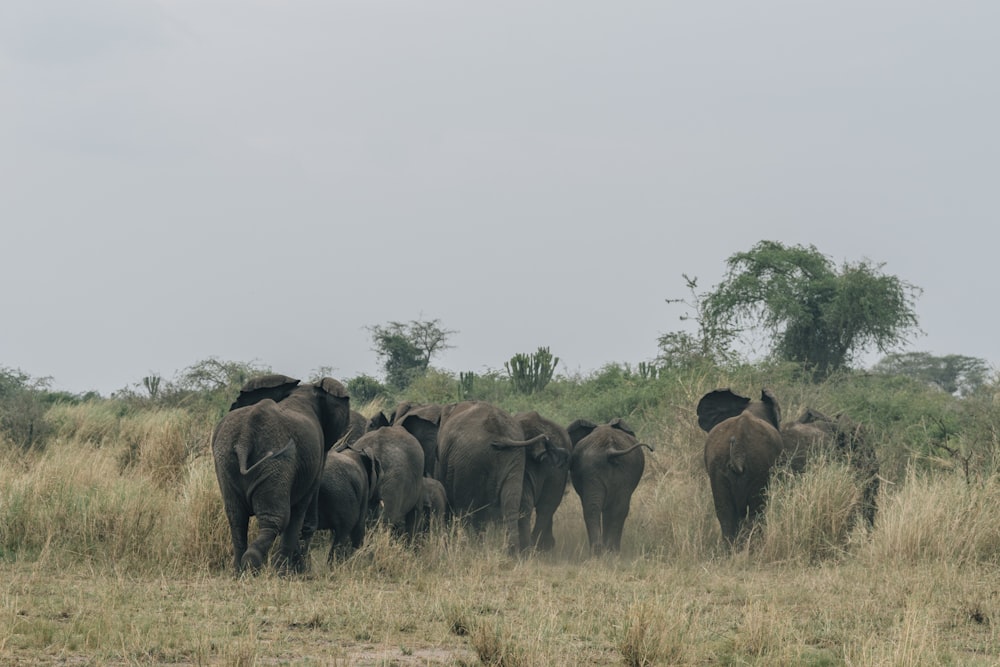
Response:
[3, 372, 1000, 665]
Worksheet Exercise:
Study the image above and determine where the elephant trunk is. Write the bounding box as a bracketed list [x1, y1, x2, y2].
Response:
[606, 442, 655, 459]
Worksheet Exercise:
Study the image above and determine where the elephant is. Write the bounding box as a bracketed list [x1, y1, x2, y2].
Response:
[697, 388, 784, 545]
[513, 411, 573, 551]
[389, 403, 444, 477]
[211, 374, 351, 573]
[567, 418, 653, 554]
[420, 476, 448, 530]
[349, 415, 428, 537]
[316, 447, 381, 562]
[780, 408, 880, 526]
[341, 409, 369, 449]
[435, 401, 565, 554]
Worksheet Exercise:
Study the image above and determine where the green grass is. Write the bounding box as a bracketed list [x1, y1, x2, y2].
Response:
[2, 367, 1000, 664]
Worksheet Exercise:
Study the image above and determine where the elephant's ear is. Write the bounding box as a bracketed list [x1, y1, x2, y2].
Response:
[399, 413, 438, 440]
[567, 419, 597, 446]
[368, 412, 390, 431]
[696, 388, 750, 432]
[757, 388, 781, 430]
[229, 374, 300, 411]
[608, 418, 636, 438]
[317, 377, 349, 398]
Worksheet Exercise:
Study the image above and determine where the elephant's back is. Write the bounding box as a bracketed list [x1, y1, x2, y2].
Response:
[704, 412, 783, 470]
[437, 403, 524, 510]
[571, 428, 644, 474]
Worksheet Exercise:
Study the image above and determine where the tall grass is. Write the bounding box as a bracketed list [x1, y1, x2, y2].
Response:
[4, 370, 1000, 663]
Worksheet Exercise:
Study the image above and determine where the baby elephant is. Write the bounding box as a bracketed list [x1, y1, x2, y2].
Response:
[567, 418, 654, 555]
[316, 448, 381, 562]
[420, 477, 448, 531]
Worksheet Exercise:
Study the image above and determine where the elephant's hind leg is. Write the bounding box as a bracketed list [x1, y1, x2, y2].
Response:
[244, 508, 290, 573]
[225, 506, 251, 573]
[601, 501, 631, 552]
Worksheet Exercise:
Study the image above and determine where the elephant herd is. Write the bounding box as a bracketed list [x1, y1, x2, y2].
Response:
[209, 374, 877, 574]
[698, 388, 880, 544]
[211, 374, 654, 574]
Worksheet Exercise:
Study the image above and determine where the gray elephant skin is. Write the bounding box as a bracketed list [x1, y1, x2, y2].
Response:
[568, 418, 652, 554]
[341, 409, 370, 449]
[388, 402, 444, 478]
[420, 476, 447, 530]
[351, 415, 427, 537]
[780, 407, 880, 526]
[212, 374, 351, 573]
[698, 388, 784, 545]
[316, 447, 381, 561]
[514, 411, 573, 551]
[436, 401, 565, 553]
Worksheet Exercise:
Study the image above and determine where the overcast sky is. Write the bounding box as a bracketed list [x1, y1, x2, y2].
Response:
[2, 1, 998, 396]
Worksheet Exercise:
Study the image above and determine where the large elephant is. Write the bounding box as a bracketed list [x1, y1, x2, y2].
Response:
[350, 414, 428, 537]
[316, 447, 381, 561]
[781, 408, 880, 526]
[697, 388, 783, 545]
[435, 401, 562, 553]
[567, 418, 653, 554]
[514, 411, 573, 551]
[212, 374, 351, 573]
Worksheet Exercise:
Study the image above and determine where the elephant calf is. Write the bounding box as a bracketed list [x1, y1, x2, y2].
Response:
[316, 448, 381, 562]
[350, 421, 426, 538]
[420, 477, 447, 531]
[567, 418, 653, 555]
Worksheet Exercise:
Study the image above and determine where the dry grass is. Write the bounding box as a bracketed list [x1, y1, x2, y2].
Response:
[2, 409, 1000, 665]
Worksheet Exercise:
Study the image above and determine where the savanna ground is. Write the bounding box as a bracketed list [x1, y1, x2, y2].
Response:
[3, 363, 1000, 665]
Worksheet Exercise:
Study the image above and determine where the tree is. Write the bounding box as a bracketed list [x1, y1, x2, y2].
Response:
[367, 319, 456, 391]
[699, 241, 922, 377]
[874, 352, 992, 396]
[0, 367, 54, 450]
[660, 274, 739, 368]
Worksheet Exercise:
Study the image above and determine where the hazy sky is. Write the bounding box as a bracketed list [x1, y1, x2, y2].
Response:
[3, 1, 998, 395]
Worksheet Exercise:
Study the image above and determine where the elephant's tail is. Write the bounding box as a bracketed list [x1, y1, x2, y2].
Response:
[606, 442, 655, 459]
[490, 434, 549, 450]
[237, 438, 295, 475]
[728, 437, 746, 474]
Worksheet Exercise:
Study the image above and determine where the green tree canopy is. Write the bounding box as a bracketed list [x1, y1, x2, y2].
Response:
[367, 319, 456, 391]
[700, 241, 922, 377]
[874, 352, 992, 396]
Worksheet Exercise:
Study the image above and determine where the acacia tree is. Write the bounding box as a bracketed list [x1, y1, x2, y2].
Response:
[367, 319, 456, 391]
[874, 352, 991, 396]
[700, 241, 922, 377]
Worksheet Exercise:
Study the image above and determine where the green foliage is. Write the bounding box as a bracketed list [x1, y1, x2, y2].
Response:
[0, 366, 55, 450]
[661, 274, 739, 369]
[400, 368, 464, 405]
[504, 347, 559, 395]
[346, 374, 386, 404]
[700, 241, 922, 378]
[367, 319, 456, 391]
[874, 351, 992, 396]
[458, 371, 477, 399]
[118, 358, 272, 417]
